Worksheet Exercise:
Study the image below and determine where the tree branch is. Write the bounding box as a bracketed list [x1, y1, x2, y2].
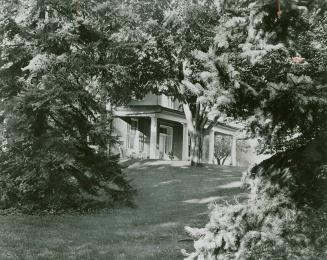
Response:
[205, 114, 220, 131]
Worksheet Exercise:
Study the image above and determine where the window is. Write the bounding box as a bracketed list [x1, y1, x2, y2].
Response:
[158, 125, 173, 158]
[139, 132, 145, 151]
[160, 127, 168, 134]
[127, 119, 138, 149]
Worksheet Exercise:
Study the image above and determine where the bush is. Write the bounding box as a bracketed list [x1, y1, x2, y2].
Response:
[184, 136, 327, 259]
[0, 142, 134, 213]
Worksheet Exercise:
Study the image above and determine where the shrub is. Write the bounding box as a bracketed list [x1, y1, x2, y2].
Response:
[184, 136, 327, 259]
[0, 141, 134, 213]
[168, 151, 175, 160]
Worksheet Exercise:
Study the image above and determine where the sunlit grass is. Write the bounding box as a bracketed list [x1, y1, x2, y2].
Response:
[0, 160, 246, 260]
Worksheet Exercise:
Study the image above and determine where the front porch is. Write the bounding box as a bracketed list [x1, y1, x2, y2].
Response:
[112, 106, 239, 165]
[112, 107, 189, 161]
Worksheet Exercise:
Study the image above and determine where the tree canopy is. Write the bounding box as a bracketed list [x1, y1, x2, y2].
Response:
[214, 135, 231, 165]
[185, 1, 327, 259]
[0, 0, 142, 212]
[120, 0, 246, 165]
[229, 0, 327, 152]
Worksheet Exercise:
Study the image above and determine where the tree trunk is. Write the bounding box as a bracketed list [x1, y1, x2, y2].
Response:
[222, 156, 228, 166]
[190, 129, 204, 166]
[183, 103, 204, 166]
[216, 157, 221, 165]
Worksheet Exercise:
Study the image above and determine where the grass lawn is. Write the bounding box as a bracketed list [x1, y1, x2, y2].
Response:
[0, 160, 247, 260]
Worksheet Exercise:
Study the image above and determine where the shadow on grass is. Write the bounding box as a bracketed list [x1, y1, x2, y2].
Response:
[0, 159, 247, 260]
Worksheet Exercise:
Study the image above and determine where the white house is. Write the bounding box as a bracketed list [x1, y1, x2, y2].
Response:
[112, 93, 240, 165]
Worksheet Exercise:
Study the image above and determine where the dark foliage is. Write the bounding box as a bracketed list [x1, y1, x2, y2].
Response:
[0, 0, 136, 212]
[249, 134, 327, 208]
[185, 1, 327, 259]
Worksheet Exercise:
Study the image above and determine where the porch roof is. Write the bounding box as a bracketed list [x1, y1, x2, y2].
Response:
[114, 105, 185, 120]
[114, 105, 241, 133]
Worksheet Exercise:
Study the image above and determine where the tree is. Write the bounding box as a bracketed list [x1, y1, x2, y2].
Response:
[236, 138, 253, 166]
[214, 135, 231, 165]
[184, 0, 327, 259]
[230, 0, 327, 152]
[0, 0, 140, 212]
[121, 0, 244, 165]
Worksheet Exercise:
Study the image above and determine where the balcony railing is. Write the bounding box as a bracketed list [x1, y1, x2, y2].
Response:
[159, 94, 181, 111]
[127, 93, 182, 111]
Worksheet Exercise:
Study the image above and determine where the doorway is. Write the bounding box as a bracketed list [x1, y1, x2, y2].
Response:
[159, 125, 173, 159]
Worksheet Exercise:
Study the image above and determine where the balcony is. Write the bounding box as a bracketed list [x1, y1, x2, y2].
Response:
[128, 93, 182, 111]
[159, 94, 181, 110]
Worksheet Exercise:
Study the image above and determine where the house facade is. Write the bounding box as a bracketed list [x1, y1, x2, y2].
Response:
[112, 93, 240, 165]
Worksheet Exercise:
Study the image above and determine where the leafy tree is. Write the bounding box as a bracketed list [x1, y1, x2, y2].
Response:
[236, 138, 253, 166]
[121, 0, 245, 165]
[214, 135, 231, 165]
[0, 0, 139, 212]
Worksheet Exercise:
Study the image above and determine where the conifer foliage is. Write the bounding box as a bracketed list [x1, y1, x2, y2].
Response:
[0, 0, 136, 212]
[185, 0, 327, 259]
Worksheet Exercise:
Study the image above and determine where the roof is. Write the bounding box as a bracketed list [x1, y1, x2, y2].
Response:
[114, 105, 240, 132]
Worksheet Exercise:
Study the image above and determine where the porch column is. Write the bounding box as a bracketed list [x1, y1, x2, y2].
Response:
[231, 135, 237, 166]
[149, 116, 157, 159]
[208, 130, 215, 164]
[182, 123, 189, 161]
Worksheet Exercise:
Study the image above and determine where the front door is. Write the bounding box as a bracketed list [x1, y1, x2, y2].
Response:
[159, 126, 173, 159]
[159, 133, 167, 159]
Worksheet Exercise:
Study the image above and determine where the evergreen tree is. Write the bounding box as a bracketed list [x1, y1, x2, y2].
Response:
[0, 0, 138, 212]
[231, 0, 327, 152]
[184, 1, 327, 259]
